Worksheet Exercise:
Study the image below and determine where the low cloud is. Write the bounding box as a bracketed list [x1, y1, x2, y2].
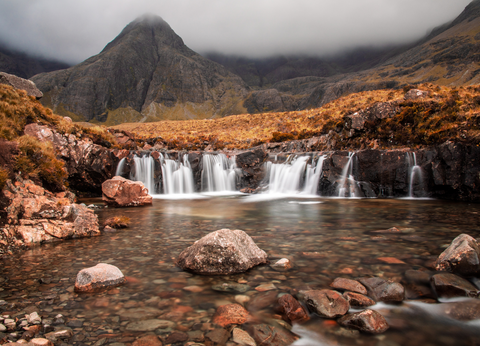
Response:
[0, 0, 472, 64]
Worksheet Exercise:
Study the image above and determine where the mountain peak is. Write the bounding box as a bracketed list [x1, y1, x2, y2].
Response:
[101, 13, 184, 54]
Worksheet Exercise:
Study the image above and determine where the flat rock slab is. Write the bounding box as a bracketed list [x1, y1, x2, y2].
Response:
[331, 278, 367, 295]
[302, 289, 349, 318]
[175, 229, 268, 275]
[358, 277, 405, 302]
[338, 309, 389, 334]
[435, 234, 480, 276]
[245, 323, 298, 346]
[0, 72, 43, 98]
[74, 263, 126, 292]
[431, 273, 480, 298]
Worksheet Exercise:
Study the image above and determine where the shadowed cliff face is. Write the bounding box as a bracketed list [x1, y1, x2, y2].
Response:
[31, 15, 249, 124]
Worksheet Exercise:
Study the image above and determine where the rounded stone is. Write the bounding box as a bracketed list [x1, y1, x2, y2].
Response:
[74, 263, 126, 292]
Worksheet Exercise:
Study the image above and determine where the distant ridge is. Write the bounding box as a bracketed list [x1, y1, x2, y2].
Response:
[0, 43, 70, 79]
[31, 14, 249, 124]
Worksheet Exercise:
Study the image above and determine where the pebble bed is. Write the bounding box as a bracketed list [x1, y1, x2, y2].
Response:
[1, 197, 480, 345]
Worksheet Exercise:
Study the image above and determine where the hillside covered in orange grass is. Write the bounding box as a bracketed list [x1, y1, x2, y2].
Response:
[112, 84, 480, 152]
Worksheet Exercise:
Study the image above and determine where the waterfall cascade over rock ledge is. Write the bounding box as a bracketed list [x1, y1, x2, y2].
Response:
[109, 142, 480, 201]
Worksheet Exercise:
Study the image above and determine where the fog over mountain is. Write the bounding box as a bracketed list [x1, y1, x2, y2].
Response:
[0, 0, 472, 64]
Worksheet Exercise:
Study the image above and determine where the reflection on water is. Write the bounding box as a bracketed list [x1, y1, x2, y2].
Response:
[1, 197, 480, 345]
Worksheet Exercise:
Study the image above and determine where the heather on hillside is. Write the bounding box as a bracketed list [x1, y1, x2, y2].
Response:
[113, 84, 480, 151]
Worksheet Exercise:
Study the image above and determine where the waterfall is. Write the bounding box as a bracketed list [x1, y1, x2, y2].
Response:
[131, 155, 156, 194]
[265, 155, 325, 195]
[302, 155, 327, 195]
[201, 154, 237, 192]
[407, 152, 423, 198]
[115, 158, 126, 176]
[337, 152, 360, 198]
[160, 153, 195, 194]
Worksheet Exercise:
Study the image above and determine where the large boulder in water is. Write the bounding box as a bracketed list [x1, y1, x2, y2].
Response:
[75, 263, 126, 292]
[102, 176, 152, 207]
[175, 229, 268, 275]
[435, 234, 480, 276]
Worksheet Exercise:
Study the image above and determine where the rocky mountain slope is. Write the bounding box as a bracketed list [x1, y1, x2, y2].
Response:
[0, 43, 70, 79]
[31, 14, 249, 124]
[244, 0, 480, 113]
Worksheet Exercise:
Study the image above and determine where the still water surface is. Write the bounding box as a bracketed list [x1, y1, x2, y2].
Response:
[1, 196, 480, 345]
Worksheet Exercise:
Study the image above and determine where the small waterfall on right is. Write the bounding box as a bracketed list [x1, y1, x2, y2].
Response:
[406, 152, 424, 198]
[337, 152, 360, 198]
[201, 154, 238, 192]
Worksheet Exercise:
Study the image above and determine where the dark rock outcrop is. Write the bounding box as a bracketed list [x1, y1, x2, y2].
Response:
[435, 234, 480, 275]
[430, 273, 480, 298]
[338, 309, 389, 334]
[0, 72, 43, 98]
[175, 229, 268, 275]
[358, 277, 405, 302]
[302, 289, 349, 318]
[330, 278, 368, 295]
[102, 176, 153, 207]
[276, 294, 310, 324]
[32, 14, 249, 123]
[74, 263, 126, 292]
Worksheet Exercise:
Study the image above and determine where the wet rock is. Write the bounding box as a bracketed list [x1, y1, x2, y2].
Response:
[302, 290, 349, 318]
[338, 309, 389, 334]
[276, 294, 309, 323]
[188, 330, 205, 342]
[244, 324, 298, 346]
[0, 72, 43, 98]
[404, 269, 431, 284]
[440, 299, 480, 321]
[165, 331, 188, 344]
[44, 328, 73, 343]
[132, 335, 163, 346]
[102, 176, 153, 207]
[232, 328, 256, 346]
[205, 328, 230, 346]
[212, 282, 250, 293]
[435, 234, 480, 276]
[430, 273, 480, 298]
[74, 263, 126, 292]
[212, 304, 252, 327]
[125, 319, 175, 332]
[30, 338, 54, 346]
[330, 278, 367, 295]
[358, 277, 405, 302]
[342, 292, 375, 307]
[248, 291, 278, 312]
[255, 283, 276, 292]
[175, 229, 268, 275]
[27, 312, 41, 325]
[270, 258, 292, 272]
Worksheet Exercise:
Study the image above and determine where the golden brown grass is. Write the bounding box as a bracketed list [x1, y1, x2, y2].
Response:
[112, 83, 480, 150]
[113, 88, 405, 150]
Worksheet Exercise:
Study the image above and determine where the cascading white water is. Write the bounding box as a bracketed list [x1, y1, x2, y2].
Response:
[407, 152, 423, 198]
[337, 152, 360, 198]
[265, 155, 325, 195]
[302, 155, 327, 195]
[201, 154, 237, 192]
[160, 153, 195, 194]
[115, 158, 126, 176]
[131, 155, 156, 194]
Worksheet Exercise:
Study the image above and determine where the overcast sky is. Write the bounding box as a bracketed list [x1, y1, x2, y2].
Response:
[0, 0, 473, 64]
